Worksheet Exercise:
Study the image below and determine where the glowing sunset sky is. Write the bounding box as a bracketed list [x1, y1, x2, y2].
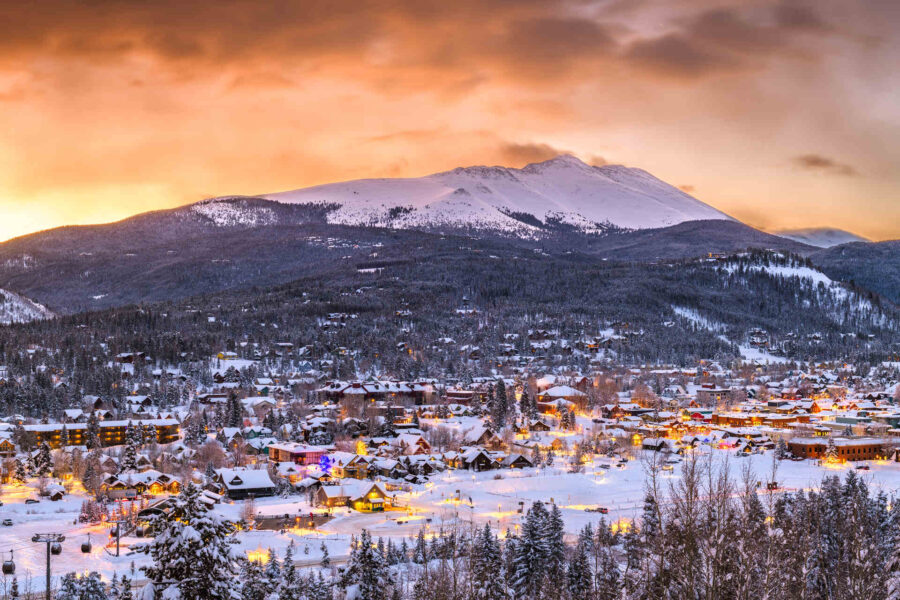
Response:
[1, 0, 898, 241]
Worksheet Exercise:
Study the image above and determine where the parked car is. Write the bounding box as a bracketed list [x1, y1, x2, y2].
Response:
[24, 498, 39, 504]
[856, 465, 871, 471]
[1, 519, 12, 526]
[584, 507, 609, 514]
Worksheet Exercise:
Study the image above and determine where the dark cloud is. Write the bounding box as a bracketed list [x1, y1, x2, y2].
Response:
[624, 34, 740, 78]
[792, 154, 859, 176]
[623, 2, 836, 79]
[774, 3, 831, 31]
[589, 155, 608, 167]
[498, 142, 573, 166]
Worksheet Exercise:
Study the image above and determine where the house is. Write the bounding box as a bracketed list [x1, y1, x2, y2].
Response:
[215, 467, 277, 500]
[463, 426, 505, 450]
[391, 434, 432, 455]
[501, 453, 534, 469]
[461, 449, 497, 471]
[0, 439, 15, 457]
[788, 437, 885, 461]
[100, 470, 181, 499]
[316, 484, 354, 509]
[268, 442, 328, 466]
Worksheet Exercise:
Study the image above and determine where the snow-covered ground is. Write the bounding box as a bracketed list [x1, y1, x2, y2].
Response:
[0, 288, 53, 325]
[4, 449, 900, 592]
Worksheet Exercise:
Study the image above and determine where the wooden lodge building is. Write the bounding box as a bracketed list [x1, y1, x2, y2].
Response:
[788, 437, 885, 461]
[24, 419, 180, 449]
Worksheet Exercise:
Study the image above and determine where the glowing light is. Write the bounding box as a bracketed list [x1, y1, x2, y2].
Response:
[246, 548, 269, 564]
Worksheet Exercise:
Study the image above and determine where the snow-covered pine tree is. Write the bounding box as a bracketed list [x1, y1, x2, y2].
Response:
[320, 540, 330, 568]
[471, 524, 505, 600]
[34, 442, 52, 477]
[86, 412, 101, 450]
[545, 503, 566, 596]
[278, 543, 303, 600]
[120, 422, 138, 472]
[57, 572, 108, 600]
[141, 482, 239, 600]
[119, 576, 134, 600]
[513, 501, 550, 600]
[413, 529, 428, 564]
[341, 529, 389, 600]
[240, 558, 268, 600]
[565, 539, 591, 600]
[264, 548, 281, 595]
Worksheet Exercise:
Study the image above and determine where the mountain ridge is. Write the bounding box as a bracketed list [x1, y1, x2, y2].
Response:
[260, 155, 734, 234]
[775, 227, 869, 248]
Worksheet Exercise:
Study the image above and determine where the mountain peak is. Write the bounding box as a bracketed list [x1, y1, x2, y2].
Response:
[260, 156, 733, 234]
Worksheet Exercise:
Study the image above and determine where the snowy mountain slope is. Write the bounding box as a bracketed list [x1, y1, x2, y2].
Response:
[775, 227, 869, 248]
[261, 155, 734, 233]
[0, 288, 53, 324]
[718, 254, 890, 327]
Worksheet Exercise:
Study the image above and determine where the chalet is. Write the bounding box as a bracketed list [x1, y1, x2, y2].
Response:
[463, 426, 505, 450]
[24, 419, 180, 449]
[0, 439, 15, 457]
[391, 434, 432, 455]
[461, 449, 497, 471]
[315, 481, 396, 512]
[501, 453, 534, 469]
[100, 470, 181, 499]
[215, 467, 277, 500]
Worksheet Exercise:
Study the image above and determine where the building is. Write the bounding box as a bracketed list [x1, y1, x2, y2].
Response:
[268, 442, 327, 466]
[788, 437, 885, 461]
[24, 419, 180, 449]
[215, 467, 277, 500]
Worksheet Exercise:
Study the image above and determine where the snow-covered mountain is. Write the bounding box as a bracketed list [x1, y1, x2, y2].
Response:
[0, 288, 53, 324]
[259, 155, 733, 234]
[775, 227, 869, 248]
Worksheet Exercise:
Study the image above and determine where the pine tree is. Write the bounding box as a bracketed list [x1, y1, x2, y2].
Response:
[57, 572, 108, 600]
[342, 529, 389, 600]
[9, 577, 19, 599]
[320, 541, 330, 568]
[86, 412, 101, 451]
[279, 543, 302, 600]
[413, 529, 428, 564]
[13, 458, 27, 483]
[513, 501, 550, 600]
[264, 548, 281, 595]
[545, 503, 567, 596]
[240, 558, 268, 600]
[34, 442, 52, 477]
[142, 482, 239, 600]
[566, 539, 592, 600]
[120, 422, 138, 472]
[471, 524, 505, 600]
[119, 576, 133, 600]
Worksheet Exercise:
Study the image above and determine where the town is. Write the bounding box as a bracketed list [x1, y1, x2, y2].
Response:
[0, 333, 899, 598]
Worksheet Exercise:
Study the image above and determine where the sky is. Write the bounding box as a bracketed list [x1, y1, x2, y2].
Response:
[0, 0, 898, 242]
